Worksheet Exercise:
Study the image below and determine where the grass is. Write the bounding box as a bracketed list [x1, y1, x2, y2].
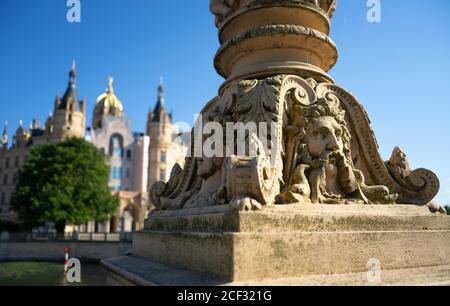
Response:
[0, 261, 112, 286]
[0, 262, 64, 286]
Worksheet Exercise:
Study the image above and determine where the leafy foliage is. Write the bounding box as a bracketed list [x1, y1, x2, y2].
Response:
[11, 138, 118, 232]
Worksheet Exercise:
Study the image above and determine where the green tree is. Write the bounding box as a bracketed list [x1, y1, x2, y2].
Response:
[11, 138, 118, 233]
[446, 206, 450, 216]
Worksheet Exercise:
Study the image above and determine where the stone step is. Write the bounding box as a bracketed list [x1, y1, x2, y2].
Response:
[102, 256, 450, 286]
[133, 229, 450, 281]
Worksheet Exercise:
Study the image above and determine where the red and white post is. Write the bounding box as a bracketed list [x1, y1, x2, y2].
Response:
[64, 247, 71, 276]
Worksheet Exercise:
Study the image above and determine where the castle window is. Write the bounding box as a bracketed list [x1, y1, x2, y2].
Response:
[126, 150, 132, 160]
[3, 174, 8, 185]
[160, 151, 167, 163]
[111, 167, 123, 180]
[0, 192, 5, 205]
[126, 168, 130, 178]
[15, 156, 20, 167]
[111, 167, 117, 180]
[110, 135, 124, 158]
[5, 158, 10, 168]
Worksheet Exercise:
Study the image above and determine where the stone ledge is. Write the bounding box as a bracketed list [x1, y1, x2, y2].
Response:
[138, 206, 450, 282]
[102, 256, 450, 286]
[144, 204, 450, 233]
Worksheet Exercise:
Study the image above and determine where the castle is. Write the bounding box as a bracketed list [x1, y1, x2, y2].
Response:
[0, 64, 187, 232]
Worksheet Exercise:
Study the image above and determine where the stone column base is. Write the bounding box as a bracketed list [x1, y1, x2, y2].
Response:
[126, 204, 450, 283]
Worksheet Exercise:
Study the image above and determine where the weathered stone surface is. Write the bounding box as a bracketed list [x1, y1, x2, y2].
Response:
[103, 256, 450, 286]
[144, 204, 450, 233]
[134, 205, 450, 282]
[134, 230, 450, 282]
[102, 256, 450, 286]
[102, 256, 227, 286]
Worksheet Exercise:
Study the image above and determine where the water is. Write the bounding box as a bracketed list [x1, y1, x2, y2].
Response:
[0, 262, 113, 286]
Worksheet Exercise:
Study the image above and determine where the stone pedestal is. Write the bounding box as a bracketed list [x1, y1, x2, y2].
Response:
[102, 1, 450, 286]
[128, 205, 450, 283]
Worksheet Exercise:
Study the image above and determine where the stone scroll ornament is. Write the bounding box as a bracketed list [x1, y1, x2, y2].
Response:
[149, 74, 440, 211]
[314, 85, 440, 208]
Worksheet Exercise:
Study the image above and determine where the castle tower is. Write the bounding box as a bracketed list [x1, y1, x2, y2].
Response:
[1, 122, 8, 151]
[92, 77, 124, 130]
[13, 120, 30, 148]
[146, 78, 174, 189]
[52, 62, 86, 140]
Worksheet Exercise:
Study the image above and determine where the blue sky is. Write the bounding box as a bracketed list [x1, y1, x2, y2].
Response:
[0, 0, 449, 204]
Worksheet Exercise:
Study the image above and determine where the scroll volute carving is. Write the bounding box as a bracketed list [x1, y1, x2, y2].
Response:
[386, 147, 440, 205]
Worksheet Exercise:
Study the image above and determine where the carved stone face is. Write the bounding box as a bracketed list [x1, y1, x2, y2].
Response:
[306, 116, 344, 159]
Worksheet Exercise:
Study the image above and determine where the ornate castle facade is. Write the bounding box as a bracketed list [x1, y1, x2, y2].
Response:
[0, 65, 86, 222]
[0, 65, 187, 232]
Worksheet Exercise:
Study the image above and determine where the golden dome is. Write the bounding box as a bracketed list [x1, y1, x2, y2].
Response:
[93, 78, 124, 129]
[95, 77, 124, 113]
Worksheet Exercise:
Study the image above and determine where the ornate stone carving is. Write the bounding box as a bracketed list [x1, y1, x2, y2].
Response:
[149, 1, 441, 212]
[150, 75, 415, 210]
[150, 76, 286, 211]
[279, 76, 397, 205]
[386, 147, 441, 207]
[314, 84, 440, 205]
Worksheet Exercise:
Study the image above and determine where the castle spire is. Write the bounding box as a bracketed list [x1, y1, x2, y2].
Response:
[158, 76, 165, 105]
[58, 62, 81, 112]
[152, 77, 169, 123]
[69, 60, 77, 86]
[1, 121, 8, 147]
[107, 76, 114, 94]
